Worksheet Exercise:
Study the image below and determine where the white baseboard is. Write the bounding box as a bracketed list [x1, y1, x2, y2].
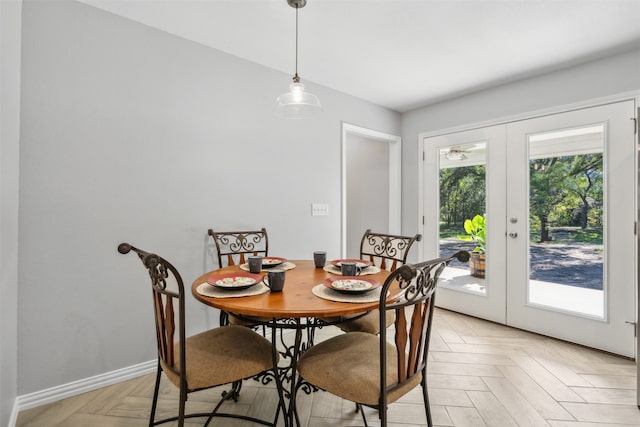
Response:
[10, 359, 156, 425]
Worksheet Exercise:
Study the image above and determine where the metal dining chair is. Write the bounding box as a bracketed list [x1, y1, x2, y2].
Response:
[332, 229, 422, 334]
[360, 229, 423, 271]
[118, 243, 286, 427]
[207, 227, 269, 326]
[208, 228, 269, 270]
[296, 251, 470, 427]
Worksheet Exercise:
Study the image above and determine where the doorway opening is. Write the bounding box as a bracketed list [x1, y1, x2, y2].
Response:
[341, 123, 401, 258]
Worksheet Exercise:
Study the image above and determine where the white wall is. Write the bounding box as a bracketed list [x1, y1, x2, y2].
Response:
[18, 0, 400, 395]
[401, 47, 640, 237]
[0, 0, 22, 424]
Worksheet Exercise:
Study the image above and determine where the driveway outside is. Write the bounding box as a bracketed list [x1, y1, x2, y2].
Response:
[439, 238, 603, 290]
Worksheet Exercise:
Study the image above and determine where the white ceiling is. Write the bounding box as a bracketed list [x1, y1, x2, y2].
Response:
[79, 0, 640, 113]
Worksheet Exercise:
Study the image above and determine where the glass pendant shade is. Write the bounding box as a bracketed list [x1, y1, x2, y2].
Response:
[275, 80, 322, 119]
[275, 0, 322, 118]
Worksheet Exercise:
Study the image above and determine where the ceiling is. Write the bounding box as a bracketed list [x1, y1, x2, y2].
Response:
[78, 0, 640, 113]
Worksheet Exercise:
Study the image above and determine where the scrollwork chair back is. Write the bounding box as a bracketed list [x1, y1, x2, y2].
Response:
[208, 228, 269, 268]
[360, 229, 422, 271]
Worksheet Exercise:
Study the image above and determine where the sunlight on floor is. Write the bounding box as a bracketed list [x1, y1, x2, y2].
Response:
[528, 278, 604, 318]
[439, 267, 604, 317]
[439, 267, 486, 295]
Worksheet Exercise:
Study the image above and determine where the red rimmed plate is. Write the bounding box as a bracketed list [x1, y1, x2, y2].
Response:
[330, 259, 374, 269]
[206, 273, 263, 290]
[262, 257, 286, 268]
[323, 277, 381, 294]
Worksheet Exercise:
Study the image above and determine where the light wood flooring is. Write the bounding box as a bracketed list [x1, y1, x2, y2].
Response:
[16, 308, 640, 426]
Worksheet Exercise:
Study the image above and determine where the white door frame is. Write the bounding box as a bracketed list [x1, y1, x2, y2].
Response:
[341, 122, 401, 257]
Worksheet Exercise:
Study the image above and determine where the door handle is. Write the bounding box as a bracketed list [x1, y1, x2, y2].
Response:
[509, 232, 518, 238]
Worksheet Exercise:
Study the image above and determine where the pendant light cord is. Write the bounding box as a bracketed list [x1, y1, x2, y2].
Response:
[294, 5, 299, 80]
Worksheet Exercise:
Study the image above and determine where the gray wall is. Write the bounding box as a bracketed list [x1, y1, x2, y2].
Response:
[401, 47, 640, 238]
[1, 0, 22, 424]
[17, 0, 399, 395]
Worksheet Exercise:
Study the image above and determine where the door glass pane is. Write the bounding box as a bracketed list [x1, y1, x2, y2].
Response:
[438, 141, 487, 295]
[528, 125, 604, 318]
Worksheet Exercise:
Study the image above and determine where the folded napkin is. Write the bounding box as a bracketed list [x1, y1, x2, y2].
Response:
[239, 261, 296, 272]
[323, 264, 381, 276]
[312, 284, 383, 303]
[196, 282, 270, 298]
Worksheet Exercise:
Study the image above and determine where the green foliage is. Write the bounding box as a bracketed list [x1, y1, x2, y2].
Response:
[571, 228, 603, 244]
[459, 214, 486, 253]
[528, 227, 602, 245]
[529, 153, 603, 242]
[439, 222, 465, 239]
[439, 151, 603, 246]
[439, 165, 486, 226]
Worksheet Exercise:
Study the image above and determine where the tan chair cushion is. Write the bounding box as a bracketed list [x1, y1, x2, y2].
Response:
[161, 325, 276, 391]
[297, 332, 422, 406]
[332, 310, 396, 334]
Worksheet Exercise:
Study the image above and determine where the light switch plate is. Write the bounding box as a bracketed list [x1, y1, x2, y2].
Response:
[311, 203, 329, 216]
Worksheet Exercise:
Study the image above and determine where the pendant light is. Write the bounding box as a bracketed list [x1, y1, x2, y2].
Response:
[275, 0, 322, 118]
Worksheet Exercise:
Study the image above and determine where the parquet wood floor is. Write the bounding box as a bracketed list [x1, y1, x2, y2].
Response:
[16, 309, 639, 426]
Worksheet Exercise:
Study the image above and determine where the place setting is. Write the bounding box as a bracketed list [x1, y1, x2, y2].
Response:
[239, 256, 296, 273]
[312, 275, 384, 303]
[197, 262, 291, 298]
[322, 258, 381, 276]
[196, 272, 270, 298]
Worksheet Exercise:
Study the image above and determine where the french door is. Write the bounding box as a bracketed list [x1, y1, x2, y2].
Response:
[424, 100, 636, 357]
[424, 125, 507, 324]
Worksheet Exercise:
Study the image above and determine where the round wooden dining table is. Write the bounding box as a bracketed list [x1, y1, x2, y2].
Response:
[191, 259, 391, 319]
[191, 259, 392, 427]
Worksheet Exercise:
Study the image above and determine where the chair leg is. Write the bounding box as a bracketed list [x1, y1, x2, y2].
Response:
[356, 403, 369, 426]
[148, 363, 162, 427]
[379, 404, 386, 427]
[422, 376, 432, 427]
[178, 383, 187, 427]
